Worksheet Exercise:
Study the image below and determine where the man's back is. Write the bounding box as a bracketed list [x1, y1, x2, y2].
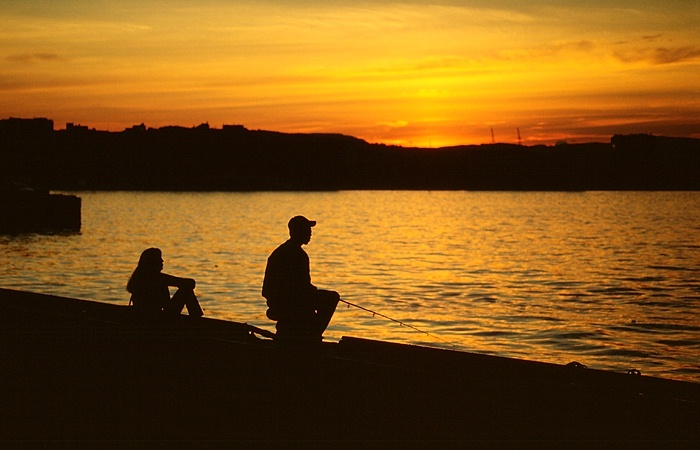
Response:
[262, 240, 315, 317]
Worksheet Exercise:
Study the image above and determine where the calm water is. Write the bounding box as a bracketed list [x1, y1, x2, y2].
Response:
[1, 191, 699, 382]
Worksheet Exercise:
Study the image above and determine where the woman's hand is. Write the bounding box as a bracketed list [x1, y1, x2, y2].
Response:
[181, 277, 196, 290]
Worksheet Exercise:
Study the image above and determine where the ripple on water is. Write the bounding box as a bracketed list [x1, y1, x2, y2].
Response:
[588, 286, 642, 296]
[472, 330, 523, 338]
[631, 322, 700, 333]
[657, 338, 700, 348]
[593, 348, 654, 358]
[651, 266, 700, 275]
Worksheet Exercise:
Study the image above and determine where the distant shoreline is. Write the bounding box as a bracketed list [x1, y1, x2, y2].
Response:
[2, 118, 699, 191]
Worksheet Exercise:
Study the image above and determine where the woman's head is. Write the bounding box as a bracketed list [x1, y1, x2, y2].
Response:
[127, 247, 163, 293]
[137, 247, 164, 273]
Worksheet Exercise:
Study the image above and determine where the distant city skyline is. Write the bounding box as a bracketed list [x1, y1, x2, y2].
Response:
[2, 0, 699, 147]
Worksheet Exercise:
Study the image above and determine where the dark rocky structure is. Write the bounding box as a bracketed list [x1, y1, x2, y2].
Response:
[0, 187, 81, 233]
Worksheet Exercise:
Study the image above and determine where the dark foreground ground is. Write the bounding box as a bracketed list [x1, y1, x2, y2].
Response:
[1, 288, 698, 448]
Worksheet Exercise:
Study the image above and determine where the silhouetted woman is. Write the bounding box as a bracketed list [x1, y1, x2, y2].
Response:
[127, 247, 203, 317]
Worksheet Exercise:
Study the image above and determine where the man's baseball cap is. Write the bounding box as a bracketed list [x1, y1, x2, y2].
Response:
[288, 215, 316, 230]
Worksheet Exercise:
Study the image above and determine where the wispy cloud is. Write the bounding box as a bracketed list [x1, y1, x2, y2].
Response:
[6, 52, 66, 63]
[377, 120, 409, 128]
[614, 45, 700, 65]
[652, 46, 700, 64]
[532, 40, 595, 58]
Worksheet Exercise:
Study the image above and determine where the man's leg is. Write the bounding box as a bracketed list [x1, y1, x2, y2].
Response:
[313, 290, 340, 336]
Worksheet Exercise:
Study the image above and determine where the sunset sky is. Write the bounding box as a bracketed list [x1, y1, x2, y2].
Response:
[1, 0, 698, 146]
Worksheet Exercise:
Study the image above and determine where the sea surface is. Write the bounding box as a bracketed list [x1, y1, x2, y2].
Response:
[1, 191, 699, 382]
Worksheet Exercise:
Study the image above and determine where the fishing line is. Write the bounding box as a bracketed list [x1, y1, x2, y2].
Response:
[339, 298, 457, 348]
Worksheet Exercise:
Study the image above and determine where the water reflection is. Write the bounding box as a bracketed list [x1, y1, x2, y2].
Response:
[1, 191, 699, 381]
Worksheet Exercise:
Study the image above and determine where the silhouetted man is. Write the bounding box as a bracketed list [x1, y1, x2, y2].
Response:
[262, 215, 340, 343]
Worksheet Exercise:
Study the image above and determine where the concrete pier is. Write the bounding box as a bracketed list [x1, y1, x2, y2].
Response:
[1, 288, 698, 444]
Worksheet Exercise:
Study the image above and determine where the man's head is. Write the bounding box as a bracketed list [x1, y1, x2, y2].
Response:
[288, 215, 316, 244]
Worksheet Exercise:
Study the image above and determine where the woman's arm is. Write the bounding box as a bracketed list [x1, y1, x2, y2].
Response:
[160, 273, 196, 290]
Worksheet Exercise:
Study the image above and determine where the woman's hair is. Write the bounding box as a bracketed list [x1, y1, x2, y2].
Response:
[126, 247, 162, 293]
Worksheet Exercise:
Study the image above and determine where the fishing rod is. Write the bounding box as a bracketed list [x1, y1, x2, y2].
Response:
[339, 298, 457, 348]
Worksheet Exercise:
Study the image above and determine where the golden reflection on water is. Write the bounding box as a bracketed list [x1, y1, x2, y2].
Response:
[1, 191, 699, 381]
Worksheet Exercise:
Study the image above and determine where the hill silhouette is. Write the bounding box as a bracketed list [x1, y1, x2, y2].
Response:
[1, 118, 699, 191]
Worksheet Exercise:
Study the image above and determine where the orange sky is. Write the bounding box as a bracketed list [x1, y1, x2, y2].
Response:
[1, 0, 699, 146]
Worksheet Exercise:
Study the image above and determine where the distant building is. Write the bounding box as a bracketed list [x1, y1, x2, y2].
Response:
[126, 123, 147, 132]
[0, 117, 54, 135]
[223, 124, 247, 131]
[66, 123, 90, 132]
